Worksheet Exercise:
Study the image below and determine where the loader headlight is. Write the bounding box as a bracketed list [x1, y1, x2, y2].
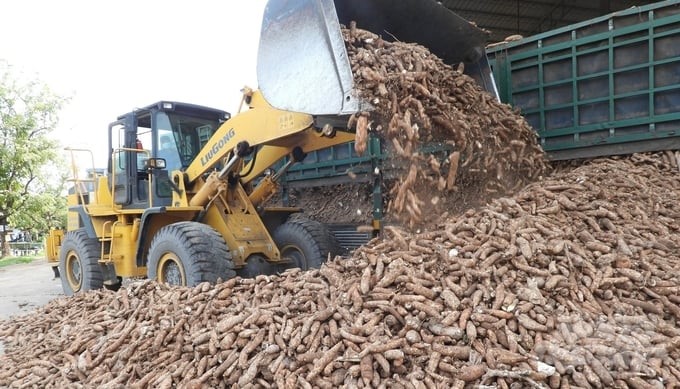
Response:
[321, 123, 335, 137]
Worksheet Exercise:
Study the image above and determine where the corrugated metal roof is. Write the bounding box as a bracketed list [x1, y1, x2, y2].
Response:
[441, 0, 660, 42]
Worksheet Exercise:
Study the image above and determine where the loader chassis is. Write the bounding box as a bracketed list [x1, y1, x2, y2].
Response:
[48, 97, 347, 292]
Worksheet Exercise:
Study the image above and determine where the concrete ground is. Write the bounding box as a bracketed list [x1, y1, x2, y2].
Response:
[0, 258, 63, 321]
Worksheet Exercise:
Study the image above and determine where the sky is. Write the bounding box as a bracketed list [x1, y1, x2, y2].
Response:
[1, 0, 268, 167]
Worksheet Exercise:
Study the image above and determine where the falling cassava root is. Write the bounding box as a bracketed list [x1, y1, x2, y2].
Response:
[343, 24, 550, 229]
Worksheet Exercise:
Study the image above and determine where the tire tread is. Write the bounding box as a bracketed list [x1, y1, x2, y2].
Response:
[147, 222, 235, 286]
[274, 215, 340, 269]
[58, 230, 103, 295]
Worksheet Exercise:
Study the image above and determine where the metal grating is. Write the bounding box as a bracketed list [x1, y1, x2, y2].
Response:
[326, 224, 373, 252]
[440, 0, 661, 43]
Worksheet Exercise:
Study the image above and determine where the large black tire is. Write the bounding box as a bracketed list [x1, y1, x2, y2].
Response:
[273, 216, 340, 270]
[58, 230, 104, 296]
[147, 221, 236, 287]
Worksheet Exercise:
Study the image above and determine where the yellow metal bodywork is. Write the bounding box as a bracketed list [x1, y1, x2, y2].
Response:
[242, 127, 356, 184]
[49, 88, 360, 281]
[202, 183, 280, 265]
[45, 229, 63, 266]
[185, 91, 315, 182]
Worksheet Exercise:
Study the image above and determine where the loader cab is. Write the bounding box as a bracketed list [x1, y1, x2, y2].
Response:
[108, 101, 230, 209]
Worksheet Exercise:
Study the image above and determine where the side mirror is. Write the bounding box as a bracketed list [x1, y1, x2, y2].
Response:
[144, 158, 167, 170]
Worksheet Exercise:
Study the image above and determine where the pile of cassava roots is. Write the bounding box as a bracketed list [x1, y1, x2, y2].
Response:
[2, 152, 680, 388]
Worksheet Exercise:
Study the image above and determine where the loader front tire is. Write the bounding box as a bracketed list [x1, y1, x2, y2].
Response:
[147, 222, 235, 287]
[273, 217, 339, 270]
[59, 230, 104, 296]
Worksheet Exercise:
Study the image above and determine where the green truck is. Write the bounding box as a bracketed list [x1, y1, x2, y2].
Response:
[487, 0, 680, 160]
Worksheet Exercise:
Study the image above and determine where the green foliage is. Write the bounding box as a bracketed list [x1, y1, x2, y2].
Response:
[10, 179, 68, 232]
[0, 60, 69, 254]
[0, 254, 40, 268]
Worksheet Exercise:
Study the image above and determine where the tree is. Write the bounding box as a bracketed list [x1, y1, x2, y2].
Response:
[0, 61, 68, 257]
[8, 161, 68, 241]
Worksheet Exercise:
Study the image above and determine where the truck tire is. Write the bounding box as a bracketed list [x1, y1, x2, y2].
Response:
[147, 221, 235, 286]
[273, 216, 340, 270]
[59, 230, 104, 296]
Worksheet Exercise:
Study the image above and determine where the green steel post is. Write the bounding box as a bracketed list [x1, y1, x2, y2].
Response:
[370, 136, 383, 231]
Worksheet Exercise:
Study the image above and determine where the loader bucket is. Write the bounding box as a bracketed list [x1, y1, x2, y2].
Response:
[257, 0, 495, 116]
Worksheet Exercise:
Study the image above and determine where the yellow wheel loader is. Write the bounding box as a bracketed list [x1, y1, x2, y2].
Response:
[46, 0, 492, 293]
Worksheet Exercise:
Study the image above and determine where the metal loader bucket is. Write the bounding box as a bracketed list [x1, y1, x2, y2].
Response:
[257, 0, 494, 116]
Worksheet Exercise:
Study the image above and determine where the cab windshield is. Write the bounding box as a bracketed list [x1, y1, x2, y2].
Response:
[155, 112, 220, 171]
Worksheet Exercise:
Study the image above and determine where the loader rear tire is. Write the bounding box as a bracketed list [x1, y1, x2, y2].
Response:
[59, 230, 104, 296]
[147, 222, 235, 287]
[273, 216, 340, 270]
